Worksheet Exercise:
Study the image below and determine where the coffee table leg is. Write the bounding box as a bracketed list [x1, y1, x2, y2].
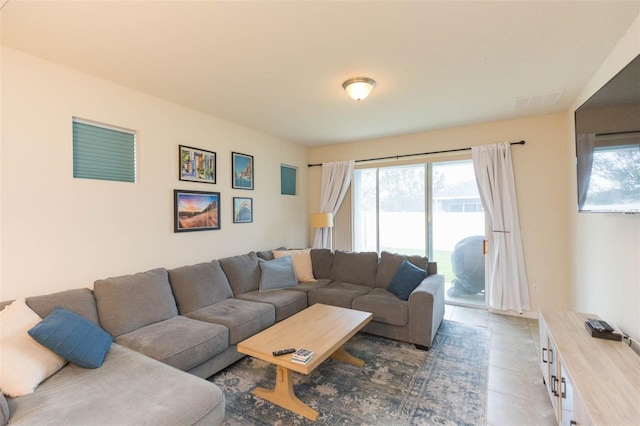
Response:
[252, 365, 319, 421]
[330, 346, 365, 367]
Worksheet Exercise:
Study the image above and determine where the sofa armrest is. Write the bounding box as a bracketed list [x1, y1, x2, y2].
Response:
[407, 274, 445, 347]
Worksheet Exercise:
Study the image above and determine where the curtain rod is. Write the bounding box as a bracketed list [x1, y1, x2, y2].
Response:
[596, 130, 639, 136]
[307, 140, 525, 167]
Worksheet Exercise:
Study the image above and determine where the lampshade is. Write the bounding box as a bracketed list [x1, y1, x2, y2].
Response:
[342, 77, 376, 101]
[310, 212, 334, 228]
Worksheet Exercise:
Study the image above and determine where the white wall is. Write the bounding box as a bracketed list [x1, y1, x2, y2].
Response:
[567, 13, 640, 341]
[309, 113, 572, 315]
[0, 47, 309, 301]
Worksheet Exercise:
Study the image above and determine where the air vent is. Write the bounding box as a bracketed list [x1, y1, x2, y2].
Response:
[512, 91, 564, 111]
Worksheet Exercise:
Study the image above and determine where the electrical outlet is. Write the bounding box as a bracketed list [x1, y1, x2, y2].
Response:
[533, 284, 539, 293]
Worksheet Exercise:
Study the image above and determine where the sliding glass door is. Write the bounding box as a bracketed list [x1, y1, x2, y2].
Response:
[354, 165, 425, 256]
[431, 161, 486, 307]
[353, 159, 486, 307]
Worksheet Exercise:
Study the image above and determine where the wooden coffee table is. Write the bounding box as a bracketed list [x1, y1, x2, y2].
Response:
[237, 303, 372, 421]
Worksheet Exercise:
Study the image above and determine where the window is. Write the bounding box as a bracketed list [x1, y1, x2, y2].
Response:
[72, 118, 136, 183]
[281, 164, 297, 195]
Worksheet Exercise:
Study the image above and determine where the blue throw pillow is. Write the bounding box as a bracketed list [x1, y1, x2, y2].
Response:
[28, 306, 113, 369]
[258, 255, 298, 292]
[387, 259, 428, 300]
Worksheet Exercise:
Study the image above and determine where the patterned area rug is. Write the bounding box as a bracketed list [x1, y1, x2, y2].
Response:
[211, 320, 491, 425]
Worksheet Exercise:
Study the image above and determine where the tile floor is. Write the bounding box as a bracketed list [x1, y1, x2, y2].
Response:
[445, 304, 557, 426]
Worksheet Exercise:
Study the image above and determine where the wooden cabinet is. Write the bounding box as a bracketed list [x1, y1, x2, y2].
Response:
[538, 311, 640, 426]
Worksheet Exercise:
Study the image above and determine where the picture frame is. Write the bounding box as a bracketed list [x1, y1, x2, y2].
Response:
[233, 197, 253, 223]
[232, 152, 254, 190]
[179, 145, 216, 184]
[174, 190, 221, 232]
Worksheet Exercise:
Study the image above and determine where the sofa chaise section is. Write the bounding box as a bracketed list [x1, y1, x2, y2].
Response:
[2, 287, 224, 425]
[6, 343, 224, 426]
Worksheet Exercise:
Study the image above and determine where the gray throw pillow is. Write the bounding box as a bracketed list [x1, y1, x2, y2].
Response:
[258, 256, 298, 292]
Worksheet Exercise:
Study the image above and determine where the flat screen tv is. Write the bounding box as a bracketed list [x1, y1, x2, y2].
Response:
[575, 54, 639, 213]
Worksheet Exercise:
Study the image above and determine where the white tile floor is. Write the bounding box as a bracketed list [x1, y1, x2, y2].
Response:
[445, 305, 557, 426]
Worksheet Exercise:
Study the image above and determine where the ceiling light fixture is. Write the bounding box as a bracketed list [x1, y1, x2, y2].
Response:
[342, 77, 376, 101]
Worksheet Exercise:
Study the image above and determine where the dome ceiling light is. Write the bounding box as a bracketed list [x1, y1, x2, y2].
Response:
[342, 77, 376, 101]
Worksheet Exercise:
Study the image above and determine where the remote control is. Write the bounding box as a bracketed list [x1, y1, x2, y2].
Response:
[272, 348, 295, 356]
[598, 320, 614, 332]
[587, 318, 604, 331]
[587, 318, 614, 332]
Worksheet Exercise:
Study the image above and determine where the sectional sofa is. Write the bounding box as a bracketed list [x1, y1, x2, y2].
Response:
[0, 248, 444, 425]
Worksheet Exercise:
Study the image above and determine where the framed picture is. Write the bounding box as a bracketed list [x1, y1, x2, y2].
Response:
[233, 197, 253, 223]
[232, 152, 254, 190]
[174, 190, 221, 232]
[179, 145, 216, 184]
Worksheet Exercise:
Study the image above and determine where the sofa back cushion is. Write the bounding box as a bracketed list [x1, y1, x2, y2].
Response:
[330, 250, 378, 286]
[94, 268, 178, 337]
[310, 249, 333, 279]
[375, 251, 429, 288]
[219, 252, 260, 296]
[168, 260, 233, 314]
[25, 288, 100, 325]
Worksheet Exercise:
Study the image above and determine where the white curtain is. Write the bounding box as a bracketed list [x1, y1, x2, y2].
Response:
[312, 160, 355, 249]
[472, 143, 530, 313]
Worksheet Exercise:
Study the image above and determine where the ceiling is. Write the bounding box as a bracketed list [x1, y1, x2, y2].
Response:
[1, 1, 639, 146]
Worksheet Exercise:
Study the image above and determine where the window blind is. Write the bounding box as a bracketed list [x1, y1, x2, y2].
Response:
[281, 164, 297, 195]
[73, 119, 136, 183]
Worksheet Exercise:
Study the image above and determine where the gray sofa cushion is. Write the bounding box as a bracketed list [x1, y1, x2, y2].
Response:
[330, 250, 378, 286]
[168, 260, 233, 314]
[115, 316, 228, 371]
[219, 252, 261, 296]
[6, 343, 225, 426]
[185, 298, 274, 345]
[310, 249, 333, 279]
[308, 281, 371, 309]
[375, 251, 429, 288]
[94, 268, 178, 337]
[26, 288, 100, 325]
[236, 289, 307, 322]
[352, 288, 409, 326]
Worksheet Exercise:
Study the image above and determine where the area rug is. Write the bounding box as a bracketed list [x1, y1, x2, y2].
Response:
[211, 320, 491, 425]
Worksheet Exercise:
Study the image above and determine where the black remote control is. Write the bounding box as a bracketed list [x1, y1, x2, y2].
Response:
[272, 348, 295, 356]
[587, 318, 604, 331]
